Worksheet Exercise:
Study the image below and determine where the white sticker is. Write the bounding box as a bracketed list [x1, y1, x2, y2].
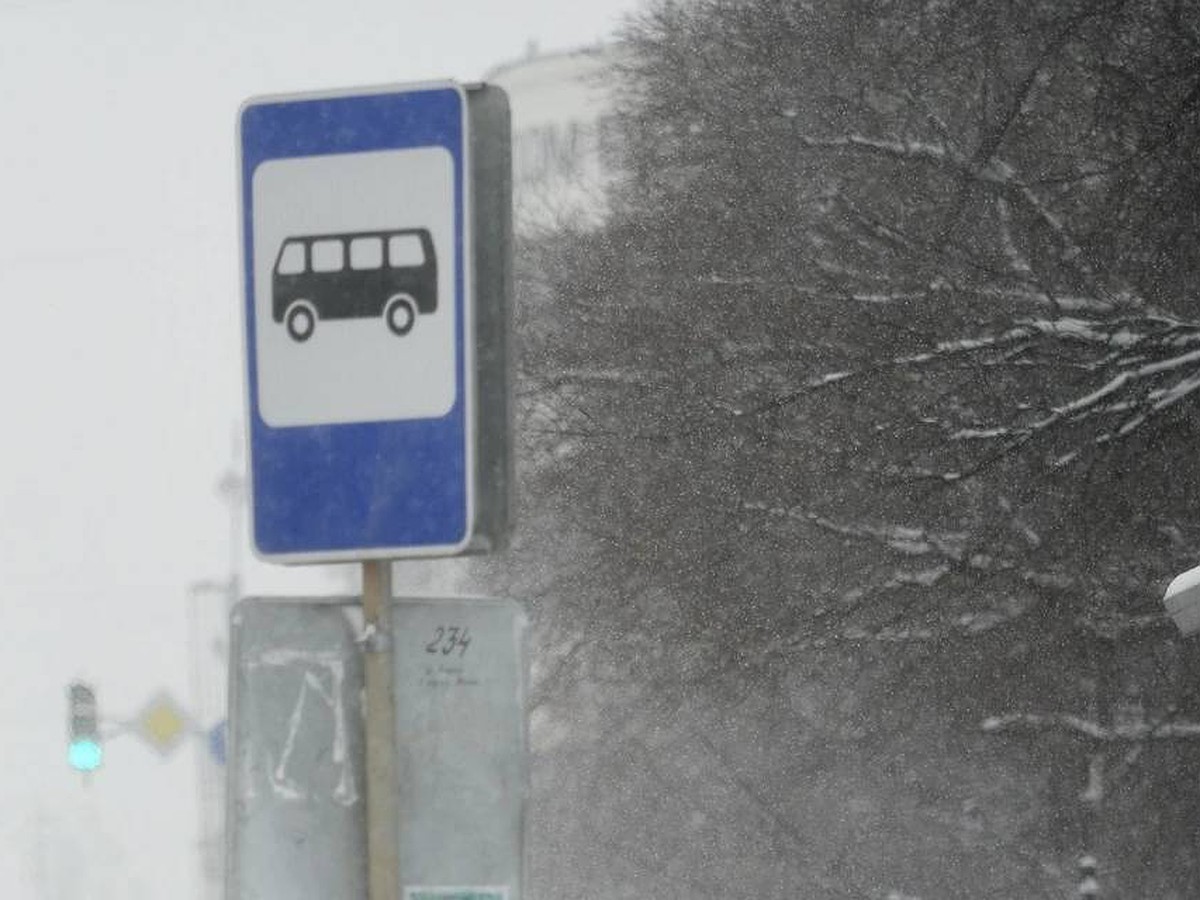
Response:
[404, 888, 509, 900]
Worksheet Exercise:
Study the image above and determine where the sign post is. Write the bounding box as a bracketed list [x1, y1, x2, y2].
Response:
[234, 81, 516, 900]
[363, 560, 399, 900]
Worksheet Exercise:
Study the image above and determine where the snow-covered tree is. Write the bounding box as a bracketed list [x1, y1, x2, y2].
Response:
[480, 1, 1200, 896]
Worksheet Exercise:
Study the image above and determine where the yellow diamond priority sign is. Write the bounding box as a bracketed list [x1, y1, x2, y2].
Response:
[136, 692, 190, 756]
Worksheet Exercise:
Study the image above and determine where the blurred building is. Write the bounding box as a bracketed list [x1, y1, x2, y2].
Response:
[486, 44, 621, 232]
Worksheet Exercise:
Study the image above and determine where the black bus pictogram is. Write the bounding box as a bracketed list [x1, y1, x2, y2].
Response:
[271, 228, 438, 342]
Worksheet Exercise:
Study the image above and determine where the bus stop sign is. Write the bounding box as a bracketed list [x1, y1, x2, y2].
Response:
[239, 83, 481, 561]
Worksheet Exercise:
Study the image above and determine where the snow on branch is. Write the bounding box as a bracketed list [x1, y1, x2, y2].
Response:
[788, 610, 1022, 650]
[790, 126, 1141, 299]
[700, 274, 1119, 314]
[741, 501, 968, 559]
[783, 599, 1167, 652]
[793, 132, 953, 166]
[740, 503, 1134, 624]
[739, 311, 1200, 464]
[1077, 613, 1170, 640]
[996, 197, 1032, 278]
[951, 330, 1200, 458]
[981, 712, 1200, 741]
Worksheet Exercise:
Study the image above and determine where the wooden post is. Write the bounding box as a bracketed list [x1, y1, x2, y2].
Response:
[363, 560, 398, 900]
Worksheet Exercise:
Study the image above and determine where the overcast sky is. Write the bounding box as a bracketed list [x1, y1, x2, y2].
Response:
[0, 1, 639, 896]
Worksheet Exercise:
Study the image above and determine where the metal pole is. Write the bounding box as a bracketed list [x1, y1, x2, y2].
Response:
[363, 559, 399, 900]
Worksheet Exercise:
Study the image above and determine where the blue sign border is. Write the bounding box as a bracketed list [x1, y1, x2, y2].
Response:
[240, 85, 470, 559]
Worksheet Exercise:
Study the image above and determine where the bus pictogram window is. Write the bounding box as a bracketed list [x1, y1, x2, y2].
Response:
[350, 236, 383, 270]
[277, 241, 306, 276]
[311, 239, 344, 273]
[388, 234, 425, 268]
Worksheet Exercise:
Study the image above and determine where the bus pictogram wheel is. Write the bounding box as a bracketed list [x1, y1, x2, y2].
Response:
[384, 294, 417, 336]
[285, 301, 317, 342]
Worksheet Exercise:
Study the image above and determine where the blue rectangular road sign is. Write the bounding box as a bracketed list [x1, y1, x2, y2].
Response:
[239, 83, 473, 561]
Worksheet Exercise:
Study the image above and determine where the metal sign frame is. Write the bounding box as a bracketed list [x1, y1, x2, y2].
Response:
[239, 82, 483, 562]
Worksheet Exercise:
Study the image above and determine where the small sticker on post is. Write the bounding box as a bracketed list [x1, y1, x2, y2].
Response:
[405, 889, 509, 900]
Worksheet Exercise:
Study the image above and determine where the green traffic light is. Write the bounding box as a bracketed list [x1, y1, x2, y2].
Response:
[68, 739, 103, 772]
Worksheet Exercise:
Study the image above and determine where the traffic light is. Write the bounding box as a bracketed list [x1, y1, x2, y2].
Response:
[67, 682, 103, 772]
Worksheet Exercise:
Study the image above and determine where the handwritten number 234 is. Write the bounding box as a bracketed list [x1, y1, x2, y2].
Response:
[425, 626, 471, 657]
